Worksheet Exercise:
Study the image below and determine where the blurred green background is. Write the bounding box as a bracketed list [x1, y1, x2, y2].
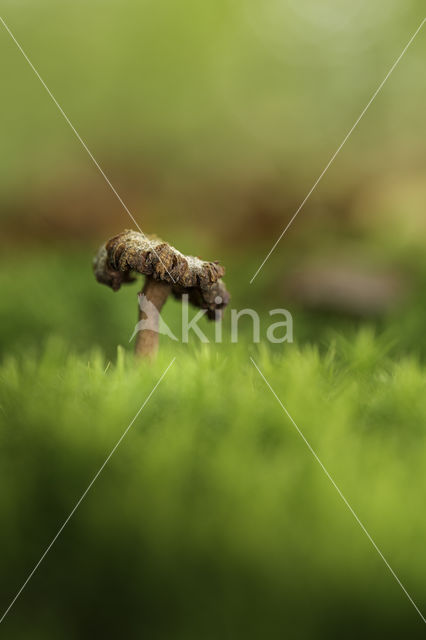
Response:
[1, 1, 426, 637]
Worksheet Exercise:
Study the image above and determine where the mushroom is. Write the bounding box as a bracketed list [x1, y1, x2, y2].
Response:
[93, 229, 230, 358]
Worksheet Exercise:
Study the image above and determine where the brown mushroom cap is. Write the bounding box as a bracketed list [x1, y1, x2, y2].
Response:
[93, 229, 230, 318]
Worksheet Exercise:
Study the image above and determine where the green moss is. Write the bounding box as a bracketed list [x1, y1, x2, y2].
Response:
[0, 334, 425, 638]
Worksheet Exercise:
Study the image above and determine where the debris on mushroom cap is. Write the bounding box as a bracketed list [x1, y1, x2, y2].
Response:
[93, 229, 230, 316]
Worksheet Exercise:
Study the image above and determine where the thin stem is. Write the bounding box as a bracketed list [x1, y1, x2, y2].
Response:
[135, 277, 171, 359]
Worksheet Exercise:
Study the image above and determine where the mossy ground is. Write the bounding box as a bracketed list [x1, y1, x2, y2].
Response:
[1, 249, 426, 638]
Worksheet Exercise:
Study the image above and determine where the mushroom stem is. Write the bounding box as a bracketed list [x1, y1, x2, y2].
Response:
[135, 277, 171, 359]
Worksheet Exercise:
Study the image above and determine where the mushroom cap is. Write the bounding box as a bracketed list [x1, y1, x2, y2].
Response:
[93, 229, 230, 318]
